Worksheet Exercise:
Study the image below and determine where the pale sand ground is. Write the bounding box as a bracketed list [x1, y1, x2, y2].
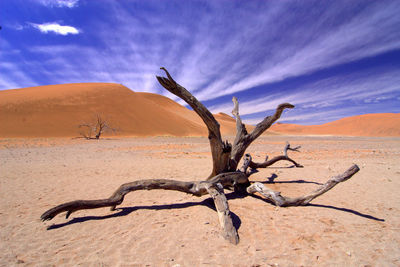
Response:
[1, 136, 399, 266]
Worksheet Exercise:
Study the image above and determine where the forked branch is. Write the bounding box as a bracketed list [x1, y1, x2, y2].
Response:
[229, 98, 295, 171]
[246, 142, 303, 170]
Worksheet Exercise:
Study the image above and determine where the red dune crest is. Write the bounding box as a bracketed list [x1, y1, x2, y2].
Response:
[269, 113, 400, 137]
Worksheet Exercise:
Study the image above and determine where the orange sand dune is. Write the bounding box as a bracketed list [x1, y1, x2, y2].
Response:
[270, 113, 400, 137]
[0, 83, 240, 138]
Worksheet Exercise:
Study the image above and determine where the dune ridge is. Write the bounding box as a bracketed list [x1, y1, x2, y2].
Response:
[270, 113, 400, 137]
[0, 83, 238, 138]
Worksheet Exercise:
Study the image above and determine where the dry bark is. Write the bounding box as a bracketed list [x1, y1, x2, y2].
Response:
[41, 67, 360, 245]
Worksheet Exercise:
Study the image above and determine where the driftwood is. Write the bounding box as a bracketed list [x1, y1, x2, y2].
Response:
[41, 67, 360, 244]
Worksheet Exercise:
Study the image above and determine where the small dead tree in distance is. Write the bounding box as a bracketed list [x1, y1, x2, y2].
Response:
[78, 114, 116, 140]
[41, 68, 360, 244]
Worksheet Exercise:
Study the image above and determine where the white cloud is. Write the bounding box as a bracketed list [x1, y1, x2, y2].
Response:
[31, 23, 79, 35]
[39, 0, 79, 8]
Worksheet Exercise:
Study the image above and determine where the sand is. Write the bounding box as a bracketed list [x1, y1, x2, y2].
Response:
[270, 113, 400, 137]
[1, 135, 399, 266]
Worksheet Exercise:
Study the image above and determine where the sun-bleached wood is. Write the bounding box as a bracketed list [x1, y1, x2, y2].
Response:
[247, 164, 360, 206]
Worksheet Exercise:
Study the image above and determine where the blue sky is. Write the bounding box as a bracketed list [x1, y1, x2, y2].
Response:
[1, 0, 400, 125]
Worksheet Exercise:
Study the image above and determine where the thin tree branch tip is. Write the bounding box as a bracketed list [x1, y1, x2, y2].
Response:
[278, 103, 295, 110]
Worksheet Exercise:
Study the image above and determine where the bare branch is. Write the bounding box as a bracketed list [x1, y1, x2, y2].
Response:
[78, 114, 116, 140]
[229, 100, 294, 171]
[247, 142, 303, 170]
[248, 103, 294, 143]
[41, 172, 248, 221]
[247, 164, 360, 206]
[284, 141, 301, 157]
[41, 173, 247, 244]
[249, 155, 303, 169]
[156, 67, 231, 177]
[156, 67, 220, 137]
[232, 96, 247, 147]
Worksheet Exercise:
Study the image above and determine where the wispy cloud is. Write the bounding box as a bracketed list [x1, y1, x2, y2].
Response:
[194, 1, 400, 101]
[30, 22, 79, 35]
[209, 68, 400, 124]
[39, 0, 79, 8]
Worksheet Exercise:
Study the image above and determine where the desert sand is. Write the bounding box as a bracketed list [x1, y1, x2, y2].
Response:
[1, 135, 399, 266]
[270, 113, 400, 137]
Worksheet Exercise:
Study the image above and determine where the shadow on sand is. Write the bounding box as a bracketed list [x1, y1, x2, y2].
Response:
[46, 186, 384, 232]
[46, 192, 244, 231]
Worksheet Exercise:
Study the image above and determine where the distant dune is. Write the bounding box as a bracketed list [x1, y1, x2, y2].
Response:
[0, 83, 238, 138]
[1, 83, 399, 137]
[270, 113, 400, 137]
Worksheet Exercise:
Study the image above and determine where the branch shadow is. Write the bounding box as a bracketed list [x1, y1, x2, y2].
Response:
[266, 165, 298, 169]
[260, 173, 323, 185]
[46, 193, 242, 231]
[307, 204, 385, 222]
[248, 194, 384, 222]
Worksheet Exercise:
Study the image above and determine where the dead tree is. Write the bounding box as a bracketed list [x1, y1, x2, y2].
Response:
[41, 68, 360, 244]
[78, 114, 116, 140]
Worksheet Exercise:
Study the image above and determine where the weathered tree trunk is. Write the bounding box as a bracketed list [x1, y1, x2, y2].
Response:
[41, 67, 360, 245]
[157, 68, 231, 178]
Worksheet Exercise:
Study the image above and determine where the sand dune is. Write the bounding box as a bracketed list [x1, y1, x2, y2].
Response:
[1, 83, 399, 137]
[270, 113, 400, 137]
[0, 83, 238, 138]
